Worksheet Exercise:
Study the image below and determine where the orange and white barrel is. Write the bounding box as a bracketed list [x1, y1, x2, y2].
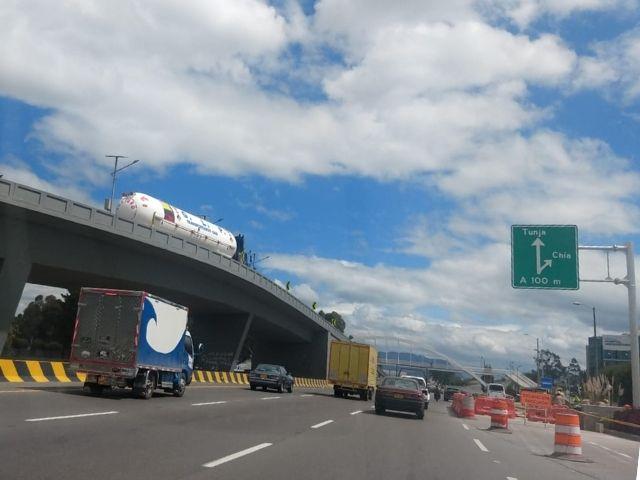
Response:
[554, 413, 582, 455]
[461, 395, 475, 417]
[489, 398, 509, 429]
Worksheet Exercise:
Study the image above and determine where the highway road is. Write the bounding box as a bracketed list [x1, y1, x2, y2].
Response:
[1, 382, 638, 480]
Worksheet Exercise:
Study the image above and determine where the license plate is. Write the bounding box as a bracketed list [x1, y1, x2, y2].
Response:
[260, 374, 267, 379]
[393, 394, 403, 399]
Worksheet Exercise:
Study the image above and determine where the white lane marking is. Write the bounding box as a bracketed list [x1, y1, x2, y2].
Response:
[507, 477, 518, 480]
[300, 394, 313, 397]
[25, 411, 118, 422]
[311, 420, 334, 429]
[589, 441, 633, 461]
[192, 401, 227, 406]
[350, 410, 363, 415]
[203, 443, 272, 468]
[261, 396, 281, 400]
[473, 439, 489, 452]
[0, 390, 39, 394]
[462, 423, 470, 430]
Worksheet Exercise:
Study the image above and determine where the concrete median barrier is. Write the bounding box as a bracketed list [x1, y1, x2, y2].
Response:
[0, 359, 329, 388]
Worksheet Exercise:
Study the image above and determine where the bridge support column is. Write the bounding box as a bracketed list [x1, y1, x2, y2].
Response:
[0, 256, 31, 353]
[252, 331, 330, 379]
[231, 313, 253, 370]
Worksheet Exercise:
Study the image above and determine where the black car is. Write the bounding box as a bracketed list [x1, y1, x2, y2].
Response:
[375, 376, 425, 420]
[249, 364, 294, 393]
[443, 386, 461, 401]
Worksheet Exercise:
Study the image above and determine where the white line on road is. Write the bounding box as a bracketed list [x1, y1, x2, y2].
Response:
[473, 439, 489, 452]
[589, 441, 633, 460]
[462, 423, 470, 430]
[192, 401, 227, 406]
[25, 411, 118, 422]
[350, 410, 363, 415]
[507, 477, 518, 480]
[311, 420, 334, 429]
[261, 396, 281, 400]
[0, 390, 39, 394]
[300, 394, 313, 397]
[203, 443, 272, 468]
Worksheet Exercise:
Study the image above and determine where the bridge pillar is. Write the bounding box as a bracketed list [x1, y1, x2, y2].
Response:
[0, 231, 31, 352]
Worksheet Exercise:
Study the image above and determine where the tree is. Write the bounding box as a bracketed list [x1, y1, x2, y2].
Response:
[3, 288, 80, 359]
[538, 349, 566, 380]
[318, 310, 346, 333]
[567, 357, 582, 393]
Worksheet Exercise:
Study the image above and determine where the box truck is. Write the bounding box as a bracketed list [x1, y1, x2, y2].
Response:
[69, 288, 195, 399]
[328, 340, 377, 400]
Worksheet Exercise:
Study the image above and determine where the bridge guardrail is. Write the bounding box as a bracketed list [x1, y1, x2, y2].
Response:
[0, 179, 344, 339]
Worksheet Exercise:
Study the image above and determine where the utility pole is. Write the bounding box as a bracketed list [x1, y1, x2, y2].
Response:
[536, 337, 541, 384]
[592, 306, 597, 337]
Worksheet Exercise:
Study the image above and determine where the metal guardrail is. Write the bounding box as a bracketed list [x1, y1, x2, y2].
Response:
[0, 179, 346, 339]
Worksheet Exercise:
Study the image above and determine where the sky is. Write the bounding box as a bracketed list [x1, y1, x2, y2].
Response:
[2, 0, 640, 371]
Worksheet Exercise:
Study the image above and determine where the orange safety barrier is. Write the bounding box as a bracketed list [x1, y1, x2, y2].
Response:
[461, 394, 475, 417]
[554, 412, 582, 455]
[489, 398, 509, 429]
[474, 396, 492, 415]
[505, 398, 517, 418]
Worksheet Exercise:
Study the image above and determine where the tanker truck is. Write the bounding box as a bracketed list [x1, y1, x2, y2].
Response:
[69, 288, 197, 399]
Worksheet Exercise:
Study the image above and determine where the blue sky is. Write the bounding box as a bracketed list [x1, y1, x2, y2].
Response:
[3, 0, 640, 370]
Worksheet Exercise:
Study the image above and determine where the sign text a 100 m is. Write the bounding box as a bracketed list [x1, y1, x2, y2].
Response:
[511, 225, 579, 290]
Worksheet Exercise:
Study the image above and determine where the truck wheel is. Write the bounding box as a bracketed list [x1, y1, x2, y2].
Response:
[334, 388, 341, 397]
[359, 390, 368, 401]
[173, 374, 186, 397]
[85, 383, 103, 395]
[416, 409, 424, 420]
[137, 372, 156, 399]
[262, 386, 267, 391]
[368, 389, 374, 401]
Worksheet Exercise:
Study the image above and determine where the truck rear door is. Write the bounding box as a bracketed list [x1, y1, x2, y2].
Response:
[70, 290, 141, 369]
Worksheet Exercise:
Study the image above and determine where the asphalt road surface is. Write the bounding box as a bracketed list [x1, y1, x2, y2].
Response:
[1, 382, 638, 480]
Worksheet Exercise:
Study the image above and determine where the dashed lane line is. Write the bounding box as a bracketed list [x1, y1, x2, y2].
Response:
[311, 420, 334, 429]
[507, 477, 518, 480]
[589, 441, 633, 460]
[202, 443, 273, 468]
[192, 401, 227, 406]
[462, 423, 470, 430]
[473, 438, 489, 453]
[25, 411, 118, 422]
[350, 410, 363, 415]
[261, 396, 281, 400]
[300, 394, 313, 397]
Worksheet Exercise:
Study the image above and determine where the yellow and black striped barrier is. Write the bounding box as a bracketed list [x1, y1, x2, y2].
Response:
[0, 359, 329, 388]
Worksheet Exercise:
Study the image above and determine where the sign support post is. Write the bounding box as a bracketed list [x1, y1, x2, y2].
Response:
[579, 243, 640, 408]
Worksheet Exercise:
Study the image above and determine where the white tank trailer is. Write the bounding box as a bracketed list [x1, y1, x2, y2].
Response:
[117, 192, 237, 258]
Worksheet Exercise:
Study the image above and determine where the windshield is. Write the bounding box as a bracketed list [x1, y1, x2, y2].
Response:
[382, 378, 419, 390]
[2, 3, 639, 480]
[254, 364, 280, 373]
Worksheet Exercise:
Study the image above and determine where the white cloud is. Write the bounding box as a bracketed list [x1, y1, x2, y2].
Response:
[265, 247, 635, 368]
[574, 27, 640, 102]
[487, 0, 636, 28]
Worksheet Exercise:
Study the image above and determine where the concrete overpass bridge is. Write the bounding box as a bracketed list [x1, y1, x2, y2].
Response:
[0, 179, 346, 377]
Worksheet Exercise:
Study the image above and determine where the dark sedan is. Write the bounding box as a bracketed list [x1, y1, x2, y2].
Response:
[375, 377, 425, 420]
[443, 386, 461, 401]
[249, 364, 294, 393]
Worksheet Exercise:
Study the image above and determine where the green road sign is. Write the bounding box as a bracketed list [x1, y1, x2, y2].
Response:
[511, 225, 579, 290]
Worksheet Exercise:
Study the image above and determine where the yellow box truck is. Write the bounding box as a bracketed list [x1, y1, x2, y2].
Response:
[328, 340, 377, 400]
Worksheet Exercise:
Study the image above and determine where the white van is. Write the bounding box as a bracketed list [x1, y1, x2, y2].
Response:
[486, 383, 506, 397]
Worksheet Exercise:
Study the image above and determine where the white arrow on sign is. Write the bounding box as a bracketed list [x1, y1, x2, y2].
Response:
[531, 237, 552, 274]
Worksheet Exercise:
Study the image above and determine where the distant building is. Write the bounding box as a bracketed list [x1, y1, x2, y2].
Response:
[586, 334, 639, 376]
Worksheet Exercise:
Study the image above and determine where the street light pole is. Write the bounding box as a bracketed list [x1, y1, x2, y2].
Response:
[105, 155, 139, 212]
